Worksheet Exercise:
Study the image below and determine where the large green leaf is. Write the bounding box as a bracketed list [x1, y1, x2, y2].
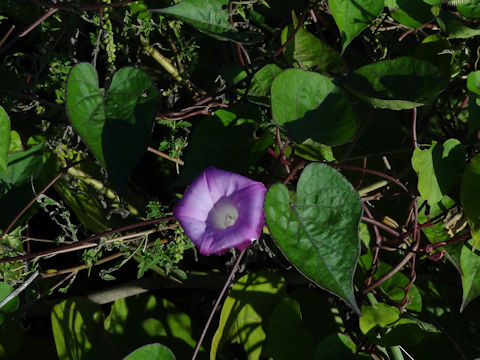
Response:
[460, 241, 480, 311]
[339, 56, 445, 110]
[210, 271, 287, 360]
[264, 163, 362, 313]
[411, 139, 465, 206]
[461, 154, 480, 250]
[263, 298, 314, 360]
[280, 13, 346, 74]
[271, 69, 356, 145]
[51, 298, 112, 360]
[152, 0, 262, 43]
[0, 106, 10, 176]
[123, 344, 175, 360]
[65, 63, 159, 193]
[105, 294, 196, 359]
[328, 0, 385, 52]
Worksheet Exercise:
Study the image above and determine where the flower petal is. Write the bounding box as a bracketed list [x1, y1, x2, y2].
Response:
[174, 166, 267, 256]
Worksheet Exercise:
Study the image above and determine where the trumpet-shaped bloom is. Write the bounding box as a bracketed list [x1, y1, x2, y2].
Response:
[173, 167, 266, 255]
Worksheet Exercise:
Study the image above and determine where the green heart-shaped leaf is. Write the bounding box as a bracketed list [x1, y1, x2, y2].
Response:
[65, 63, 159, 192]
[264, 163, 362, 313]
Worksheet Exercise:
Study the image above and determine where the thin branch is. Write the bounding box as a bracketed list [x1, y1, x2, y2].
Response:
[411, 107, 418, 148]
[330, 164, 409, 193]
[147, 147, 184, 165]
[30, 0, 136, 11]
[0, 217, 175, 264]
[191, 249, 246, 360]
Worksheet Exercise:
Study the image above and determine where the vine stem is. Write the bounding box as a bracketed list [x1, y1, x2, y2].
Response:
[191, 249, 246, 360]
[330, 163, 409, 193]
[0, 217, 175, 264]
[411, 107, 418, 148]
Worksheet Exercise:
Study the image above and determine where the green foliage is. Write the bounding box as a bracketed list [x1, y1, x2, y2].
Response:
[265, 163, 362, 313]
[328, 0, 385, 52]
[123, 343, 176, 360]
[65, 63, 159, 193]
[3, 0, 480, 358]
[411, 139, 466, 206]
[271, 69, 356, 145]
[210, 271, 287, 360]
[0, 106, 10, 176]
[461, 154, 480, 250]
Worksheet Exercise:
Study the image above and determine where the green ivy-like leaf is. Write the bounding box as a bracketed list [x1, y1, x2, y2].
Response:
[210, 272, 287, 360]
[411, 139, 465, 206]
[339, 56, 445, 110]
[152, 0, 262, 43]
[271, 69, 356, 145]
[65, 63, 159, 193]
[461, 154, 480, 250]
[281, 12, 346, 74]
[359, 303, 400, 334]
[328, 0, 385, 52]
[264, 163, 362, 313]
[460, 241, 480, 311]
[123, 344, 175, 360]
[0, 106, 10, 176]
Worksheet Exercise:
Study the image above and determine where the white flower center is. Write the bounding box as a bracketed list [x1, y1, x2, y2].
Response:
[211, 200, 239, 229]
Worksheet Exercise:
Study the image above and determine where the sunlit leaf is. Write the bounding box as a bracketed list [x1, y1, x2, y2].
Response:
[152, 0, 262, 43]
[65, 63, 159, 193]
[0, 106, 10, 176]
[328, 0, 384, 52]
[460, 154, 480, 249]
[210, 271, 287, 360]
[123, 343, 175, 360]
[51, 298, 110, 360]
[281, 12, 345, 74]
[265, 163, 362, 313]
[412, 139, 466, 206]
[359, 303, 400, 334]
[339, 56, 445, 110]
[105, 294, 196, 359]
[271, 69, 357, 145]
[460, 241, 480, 311]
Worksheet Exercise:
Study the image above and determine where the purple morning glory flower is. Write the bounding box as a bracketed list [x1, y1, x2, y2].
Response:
[173, 167, 266, 256]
